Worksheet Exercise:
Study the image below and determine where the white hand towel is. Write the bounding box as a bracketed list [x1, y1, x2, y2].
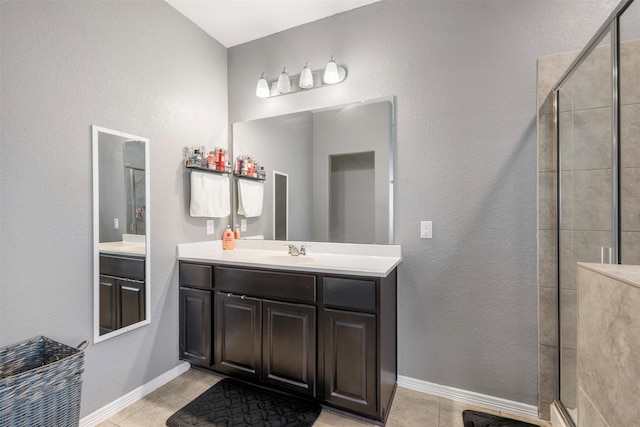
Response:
[190, 171, 230, 218]
[237, 179, 264, 218]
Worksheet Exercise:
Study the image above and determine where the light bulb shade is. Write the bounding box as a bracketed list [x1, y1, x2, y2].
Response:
[256, 73, 269, 98]
[277, 68, 291, 93]
[299, 63, 314, 89]
[323, 56, 339, 84]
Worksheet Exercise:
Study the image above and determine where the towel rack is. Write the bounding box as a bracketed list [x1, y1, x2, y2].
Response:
[186, 165, 231, 175]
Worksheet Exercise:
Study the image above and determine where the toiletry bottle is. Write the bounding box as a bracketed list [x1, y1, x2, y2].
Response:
[207, 151, 216, 169]
[234, 225, 241, 239]
[222, 225, 235, 250]
[236, 156, 243, 174]
[217, 148, 225, 171]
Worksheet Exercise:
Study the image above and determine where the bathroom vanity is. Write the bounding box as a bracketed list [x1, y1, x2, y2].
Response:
[98, 241, 146, 336]
[177, 240, 401, 422]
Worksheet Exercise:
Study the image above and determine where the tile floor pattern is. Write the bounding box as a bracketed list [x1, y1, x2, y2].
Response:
[96, 369, 550, 427]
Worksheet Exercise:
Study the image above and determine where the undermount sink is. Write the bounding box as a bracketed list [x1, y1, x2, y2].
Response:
[258, 255, 316, 265]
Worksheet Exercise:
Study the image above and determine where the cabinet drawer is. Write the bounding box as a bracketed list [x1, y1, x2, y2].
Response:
[100, 255, 145, 281]
[216, 267, 316, 302]
[180, 262, 213, 289]
[323, 277, 376, 311]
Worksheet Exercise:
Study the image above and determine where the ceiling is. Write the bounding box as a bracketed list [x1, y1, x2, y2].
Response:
[165, 0, 382, 48]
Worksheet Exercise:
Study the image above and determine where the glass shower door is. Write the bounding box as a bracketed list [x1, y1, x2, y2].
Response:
[620, 0, 640, 265]
[557, 29, 613, 424]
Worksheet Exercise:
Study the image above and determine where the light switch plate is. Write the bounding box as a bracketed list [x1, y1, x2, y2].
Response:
[113, 218, 119, 230]
[206, 220, 214, 235]
[241, 219, 247, 232]
[421, 221, 432, 239]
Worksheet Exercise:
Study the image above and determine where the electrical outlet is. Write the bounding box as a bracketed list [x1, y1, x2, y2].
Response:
[207, 220, 215, 235]
[420, 221, 432, 239]
[241, 219, 247, 232]
[113, 218, 119, 230]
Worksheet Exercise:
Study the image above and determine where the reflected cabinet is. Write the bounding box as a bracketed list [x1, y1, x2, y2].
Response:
[178, 261, 397, 422]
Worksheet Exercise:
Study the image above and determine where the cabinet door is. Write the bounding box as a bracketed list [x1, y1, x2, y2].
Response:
[118, 279, 145, 328]
[179, 287, 212, 367]
[324, 309, 377, 416]
[99, 275, 116, 335]
[262, 300, 316, 396]
[214, 292, 261, 379]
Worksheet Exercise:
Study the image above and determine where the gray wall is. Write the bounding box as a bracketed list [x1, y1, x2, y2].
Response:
[228, 0, 617, 405]
[0, 0, 228, 417]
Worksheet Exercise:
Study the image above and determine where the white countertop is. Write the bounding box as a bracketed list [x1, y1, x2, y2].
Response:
[177, 240, 402, 277]
[99, 234, 146, 257]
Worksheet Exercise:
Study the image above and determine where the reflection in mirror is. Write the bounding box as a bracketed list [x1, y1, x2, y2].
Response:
[273, 171, 288, 240]
[232, 97, 394, 244]
[92, 126, 150, 343]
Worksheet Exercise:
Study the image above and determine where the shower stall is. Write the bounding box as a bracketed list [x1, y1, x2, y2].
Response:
[537, 0, 640, 424]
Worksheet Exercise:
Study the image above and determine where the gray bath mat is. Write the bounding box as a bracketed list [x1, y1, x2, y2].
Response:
[462, 409, 538, 427]
[166, 378, 321, 426]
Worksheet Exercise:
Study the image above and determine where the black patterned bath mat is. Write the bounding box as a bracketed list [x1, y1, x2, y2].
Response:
[462, 410, 538, 427]
[166, 378, 321, 427]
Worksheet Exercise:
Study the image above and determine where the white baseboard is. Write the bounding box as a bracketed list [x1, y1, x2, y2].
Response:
[79, 366, 538, 426]
[79, 361, 190, 427]
[397, 375, 539, 420]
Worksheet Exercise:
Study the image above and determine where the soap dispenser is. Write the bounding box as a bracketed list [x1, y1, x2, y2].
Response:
[222, 225, 235, 250]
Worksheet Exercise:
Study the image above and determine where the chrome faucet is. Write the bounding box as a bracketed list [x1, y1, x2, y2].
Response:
[287, 244, 300, 256]
[286, 244, 310, 256]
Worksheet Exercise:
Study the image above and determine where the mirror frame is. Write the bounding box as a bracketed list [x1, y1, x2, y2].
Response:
[92, 125, 151, 343]
[231, 96, 396, 244]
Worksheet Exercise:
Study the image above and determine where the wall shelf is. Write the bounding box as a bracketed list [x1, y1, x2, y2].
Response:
[233, 171, 266, 182]
[186, 164, 231, 175]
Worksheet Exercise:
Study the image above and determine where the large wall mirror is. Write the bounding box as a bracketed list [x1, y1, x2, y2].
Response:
[92, 125, 150, 343]
[232, 97, 395, 244]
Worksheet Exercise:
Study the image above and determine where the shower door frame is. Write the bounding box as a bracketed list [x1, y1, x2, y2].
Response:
[551, 0, 635, 424]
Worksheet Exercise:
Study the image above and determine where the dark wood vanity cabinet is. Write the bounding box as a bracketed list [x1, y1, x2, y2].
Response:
[179, 263, 213, 367]
[323, 308, 377, 414]
[213, 267, 317, 397]
[178, 261, 397, 423]
[214, 292, 261, 379]
[261, 300, 316, 396]
[179, 287, 212, 367]
[99, 255, 145, 335]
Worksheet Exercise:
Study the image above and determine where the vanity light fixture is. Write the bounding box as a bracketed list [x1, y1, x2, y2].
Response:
[323, 55, 339, 84]
[299, 62, 314, 89]
[255, 56, 347, 98]
[277, 67, 291, 94]
[256, 73, 269, 98]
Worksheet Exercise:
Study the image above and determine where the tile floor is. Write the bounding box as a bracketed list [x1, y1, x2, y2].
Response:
[96, 369, 551, 427]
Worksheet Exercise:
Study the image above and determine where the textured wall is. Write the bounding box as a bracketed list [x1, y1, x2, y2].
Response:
[0, 0, 227, 417]
[228, 0, 616, 405]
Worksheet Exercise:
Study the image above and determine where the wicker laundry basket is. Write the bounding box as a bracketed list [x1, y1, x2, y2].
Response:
[0, 336, 87, 427]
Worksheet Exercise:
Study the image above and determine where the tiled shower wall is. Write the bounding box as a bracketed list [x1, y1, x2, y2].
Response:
[537, 39, 640, 421]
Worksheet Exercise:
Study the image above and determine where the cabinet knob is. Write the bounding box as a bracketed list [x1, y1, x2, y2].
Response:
[241, 295, 246, 300]
[227, 293, 232, 297]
